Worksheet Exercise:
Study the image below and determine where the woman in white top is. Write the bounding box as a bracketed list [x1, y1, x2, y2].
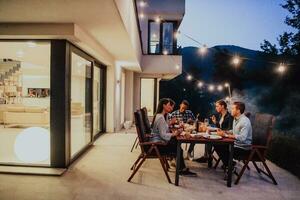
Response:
[151, 98, 196, 176]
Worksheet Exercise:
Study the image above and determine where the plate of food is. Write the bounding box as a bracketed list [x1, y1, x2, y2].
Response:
[209, 135, 222, 140]
[207, 126, 219, 131]
[210, 131, 218, 135]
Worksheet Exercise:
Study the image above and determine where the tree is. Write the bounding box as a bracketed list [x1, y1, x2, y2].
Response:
[260, 0, 300, 55]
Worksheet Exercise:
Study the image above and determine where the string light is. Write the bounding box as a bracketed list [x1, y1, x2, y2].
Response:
[217, 85, 223, 91]
[277, 63, 287, 74]
[162, 31, 291, 95]
[197, 81, 203, 88]
[232, 55, 241, 66]
[199, 45, 208, 55]
[208, 85, 215, 91]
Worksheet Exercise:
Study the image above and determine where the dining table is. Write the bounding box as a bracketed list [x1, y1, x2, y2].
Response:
[175, 133, 235, 187]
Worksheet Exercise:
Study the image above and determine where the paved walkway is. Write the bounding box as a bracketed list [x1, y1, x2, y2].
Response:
[0, 131, 299, 200]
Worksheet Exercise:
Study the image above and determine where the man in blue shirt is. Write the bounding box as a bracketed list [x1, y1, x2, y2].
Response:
[214, 101, 252, 169]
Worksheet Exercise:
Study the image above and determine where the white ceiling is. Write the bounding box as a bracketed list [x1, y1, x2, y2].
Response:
[0, 0, 137, 62]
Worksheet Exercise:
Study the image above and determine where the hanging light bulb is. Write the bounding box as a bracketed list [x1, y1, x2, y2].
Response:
[224, 82, 230, 87]
[277, 63, 287, 74]
[187, 75, 192, 81]
[208, 85, 215, 91]
[197, 81, 203, 88]
[232, 55, 241, 66]
[225, 96, 230, 101]
[199, 45, 208, 55]
[217, 85, 223, 91]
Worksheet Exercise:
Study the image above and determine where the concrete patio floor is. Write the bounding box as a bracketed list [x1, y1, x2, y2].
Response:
[0, 129, 299, 200]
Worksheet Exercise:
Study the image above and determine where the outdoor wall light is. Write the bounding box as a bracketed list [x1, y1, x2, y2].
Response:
[14, 127, 50, 163]
[139, 13, 145, 19]
[155, 16, 161, 23]
[139, 0, 146, 7]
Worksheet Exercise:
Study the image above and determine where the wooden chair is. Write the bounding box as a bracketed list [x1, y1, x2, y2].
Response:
[234, 113, 277, 185]
[128, 110, 172, 183]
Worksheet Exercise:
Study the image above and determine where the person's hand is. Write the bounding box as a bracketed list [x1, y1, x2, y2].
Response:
[211, 115, 217, 124]
[172, 129, 182, 137]
[216, 129, 225, 137]
[187, 118, 193, 124]
[170, 117, 177, 125]
[185, 132, 191, 139]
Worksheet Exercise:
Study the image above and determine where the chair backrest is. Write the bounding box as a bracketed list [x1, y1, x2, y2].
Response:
[140, 107, 152, 134]
[252, 113, 275, 147]
[134, 110, 148, 153]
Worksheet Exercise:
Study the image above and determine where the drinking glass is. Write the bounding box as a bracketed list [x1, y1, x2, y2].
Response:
[204, 118, 209, 126]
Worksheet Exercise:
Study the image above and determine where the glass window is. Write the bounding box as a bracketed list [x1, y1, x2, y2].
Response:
[149, 22, 161, 54]
[162, 22, 174, 54]
[0, 41, 51, 165]
[70, 52, 92, 158]
[140, 78, 155, 116]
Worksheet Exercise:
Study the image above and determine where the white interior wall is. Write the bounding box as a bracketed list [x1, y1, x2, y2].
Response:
[106, 64, 115, 133]
[125, 70, 134, 122]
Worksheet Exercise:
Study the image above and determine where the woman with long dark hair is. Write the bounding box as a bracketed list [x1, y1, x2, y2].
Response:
[151, 98, 196, 176]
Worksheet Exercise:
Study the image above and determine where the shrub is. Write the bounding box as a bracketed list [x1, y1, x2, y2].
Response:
[267, 133, 300, 179]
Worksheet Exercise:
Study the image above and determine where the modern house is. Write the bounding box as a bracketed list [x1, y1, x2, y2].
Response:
[0, 0, 185, 170]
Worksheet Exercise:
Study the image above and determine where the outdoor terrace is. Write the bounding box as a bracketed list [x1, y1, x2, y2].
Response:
[0, 129, 299, 200]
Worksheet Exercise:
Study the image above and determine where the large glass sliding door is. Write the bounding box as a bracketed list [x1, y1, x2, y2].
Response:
[70, 52, 92, 158]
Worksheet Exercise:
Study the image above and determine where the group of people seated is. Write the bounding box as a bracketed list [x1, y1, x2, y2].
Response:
[149, 98, 253, 178]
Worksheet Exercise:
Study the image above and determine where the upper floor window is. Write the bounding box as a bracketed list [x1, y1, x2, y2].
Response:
[148, 21, 177, 54]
